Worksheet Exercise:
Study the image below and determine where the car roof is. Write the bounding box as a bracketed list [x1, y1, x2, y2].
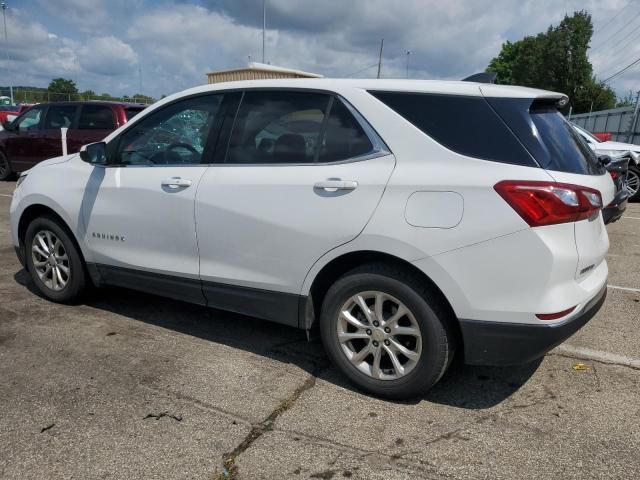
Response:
[167, 78, 565, 101]
[36, 101, 147, 108]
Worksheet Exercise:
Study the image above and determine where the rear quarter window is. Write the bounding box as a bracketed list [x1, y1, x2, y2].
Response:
[369, 91, 536, 167]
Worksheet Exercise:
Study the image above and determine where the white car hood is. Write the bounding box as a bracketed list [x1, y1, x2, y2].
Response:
[596, 140, 640, 151]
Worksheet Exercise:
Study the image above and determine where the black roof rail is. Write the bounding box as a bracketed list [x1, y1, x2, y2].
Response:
[462, 72, 497, 84]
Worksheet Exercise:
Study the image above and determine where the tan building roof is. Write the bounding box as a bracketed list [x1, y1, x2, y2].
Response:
[207, 62, 322, 84]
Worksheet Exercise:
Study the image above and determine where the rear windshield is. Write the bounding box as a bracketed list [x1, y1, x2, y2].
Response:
[485, 97, 604, 175]
[369, 91, 536, 167]
[125, 108, 145, 121]
[529, 107, 603, 175]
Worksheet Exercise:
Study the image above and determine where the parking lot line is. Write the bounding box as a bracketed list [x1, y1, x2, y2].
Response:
[555, 344, 640, 370]
[608, 284, 640, 293]
[623, 216, 640, 220]
[0, 194, 13, 198]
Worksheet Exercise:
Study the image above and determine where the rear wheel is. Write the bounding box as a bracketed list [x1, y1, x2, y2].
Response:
[627, 166, 640, 201]
[0, 150, 12, 181]
[25, 216, 87, 303]
[320, 264, 454, 399]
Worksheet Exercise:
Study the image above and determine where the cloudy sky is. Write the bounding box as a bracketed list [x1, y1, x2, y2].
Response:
[1, 0, 638, 99]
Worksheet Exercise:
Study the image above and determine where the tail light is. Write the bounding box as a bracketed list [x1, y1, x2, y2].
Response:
[494, 180, 602, 227]
[609, 171, 620, 180]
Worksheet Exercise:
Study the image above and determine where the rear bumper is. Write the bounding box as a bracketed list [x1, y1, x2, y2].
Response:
[603, 190, 628, 224]
[460, 283, 607, 366]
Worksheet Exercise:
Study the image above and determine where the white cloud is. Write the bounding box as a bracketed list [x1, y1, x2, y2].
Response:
[0, 0, 638, 98]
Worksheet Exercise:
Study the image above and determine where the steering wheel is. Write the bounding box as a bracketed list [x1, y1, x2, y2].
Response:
[163, 142, 199, 163]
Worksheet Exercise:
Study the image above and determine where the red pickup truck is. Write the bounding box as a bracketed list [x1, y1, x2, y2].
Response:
[0, 101, 146, 180]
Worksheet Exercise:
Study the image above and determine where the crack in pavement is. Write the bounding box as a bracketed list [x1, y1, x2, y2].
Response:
[213, 358, 330, 480]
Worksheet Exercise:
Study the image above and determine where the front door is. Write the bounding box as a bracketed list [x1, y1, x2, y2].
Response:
[81, 94, 224, 303]
[5, 105, 46, 171]
[196, 90, 395, 325]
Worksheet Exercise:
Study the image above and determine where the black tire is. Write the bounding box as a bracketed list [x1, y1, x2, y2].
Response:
[627, 165, 640, 202]
[320, 263, 454, 399]
[25, 216, 87, 303]
[0, 150, 13, 181]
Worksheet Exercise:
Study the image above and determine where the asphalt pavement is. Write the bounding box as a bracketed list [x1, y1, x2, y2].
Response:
[0, 181, 638, 479]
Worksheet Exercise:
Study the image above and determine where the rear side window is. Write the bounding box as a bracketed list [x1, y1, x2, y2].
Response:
[227, 91, 330, 164]
[43, 105, 77, 129]
[78, 105, 115, 130]
[319, 99, 373, 162]
[125, 108, 144, 121]
[369, 91, 536, 167]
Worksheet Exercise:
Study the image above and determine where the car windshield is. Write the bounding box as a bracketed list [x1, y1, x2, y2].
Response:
[573, 123, 601, 143]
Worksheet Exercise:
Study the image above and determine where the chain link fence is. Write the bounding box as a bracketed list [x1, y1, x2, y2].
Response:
[0, 88, 154, 105]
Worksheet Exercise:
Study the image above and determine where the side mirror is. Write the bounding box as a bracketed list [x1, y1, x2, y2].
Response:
[598, 155, 612, 166]
[1, 119, 14, 131]
[79, 142, 108, 165]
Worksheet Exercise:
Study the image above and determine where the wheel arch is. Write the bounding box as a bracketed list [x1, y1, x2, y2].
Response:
[17, 204, 92, 280]
[305, 250, 462, 348]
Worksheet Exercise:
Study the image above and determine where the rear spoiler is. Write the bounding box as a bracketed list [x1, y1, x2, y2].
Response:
[462, 72, 497, 84]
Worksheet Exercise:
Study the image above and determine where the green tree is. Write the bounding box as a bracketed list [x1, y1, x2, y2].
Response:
[616, 90, 636, 108]
[487, 11, 615, 113]
[47, 78, 78, 94]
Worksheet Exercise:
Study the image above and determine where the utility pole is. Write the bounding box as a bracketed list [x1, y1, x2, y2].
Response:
[262, 0, 266, 63]
[138, 67, 142, 95]
[406, 50, 412, 79]
[376, 38, 384, 79]
[1, 2, 13, 105]
[627, 90, 640, 143]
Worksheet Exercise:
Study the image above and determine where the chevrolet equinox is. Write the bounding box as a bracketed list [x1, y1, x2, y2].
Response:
[10, 79, 613, 398]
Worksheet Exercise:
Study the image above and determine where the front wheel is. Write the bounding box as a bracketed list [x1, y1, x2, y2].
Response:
[0, 150, 13, 181]
[320, 264, 454, 399]
[25, 216, 87, 303]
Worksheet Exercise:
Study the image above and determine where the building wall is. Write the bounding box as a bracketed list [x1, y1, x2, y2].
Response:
[571, 106, 640, 144]
[207, 70, 312, 84]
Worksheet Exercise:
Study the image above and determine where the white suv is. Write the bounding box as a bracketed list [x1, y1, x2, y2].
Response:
[10, 80, 614, 398]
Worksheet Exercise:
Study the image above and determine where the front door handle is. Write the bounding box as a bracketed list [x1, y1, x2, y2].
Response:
[314, 180, 358, 191]
[161, 177, 192, 188]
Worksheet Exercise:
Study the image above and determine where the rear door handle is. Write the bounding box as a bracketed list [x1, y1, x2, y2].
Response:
[161, 177, 192, 188]
[314, 180, 358, 191]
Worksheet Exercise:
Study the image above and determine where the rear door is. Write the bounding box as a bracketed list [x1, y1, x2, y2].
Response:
[40, 104, 79, 160]
[195, 90, 395, 325]
[70, 104, 117, 153]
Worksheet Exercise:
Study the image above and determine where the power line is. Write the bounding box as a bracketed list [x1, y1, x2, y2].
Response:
[593, 2, 631, 35]
[601, 55, 640, 84]
[590, 10, 640, 54]
[344, 63, 379, 78]
[595, 27, 640, 77]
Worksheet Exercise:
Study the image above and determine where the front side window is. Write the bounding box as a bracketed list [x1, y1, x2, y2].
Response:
[16, 106, 45, 132]
[227, 91, 330, 164]
[116, 95, 222, 166]
[78, 105, 115, 130]
[43, 105, 77, 129]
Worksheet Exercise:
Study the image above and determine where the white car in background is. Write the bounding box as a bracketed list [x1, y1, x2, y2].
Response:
[573, 123, 640, 200]
[10, 79, 614, 398]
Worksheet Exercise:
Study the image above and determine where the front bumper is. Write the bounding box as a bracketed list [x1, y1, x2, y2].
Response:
[459, 284, 607, 366]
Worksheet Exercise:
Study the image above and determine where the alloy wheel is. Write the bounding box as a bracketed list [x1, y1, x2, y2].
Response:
[336, 291, 422, 380]
[31, 230, 70, 291]
[626, 169, 639, 198]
